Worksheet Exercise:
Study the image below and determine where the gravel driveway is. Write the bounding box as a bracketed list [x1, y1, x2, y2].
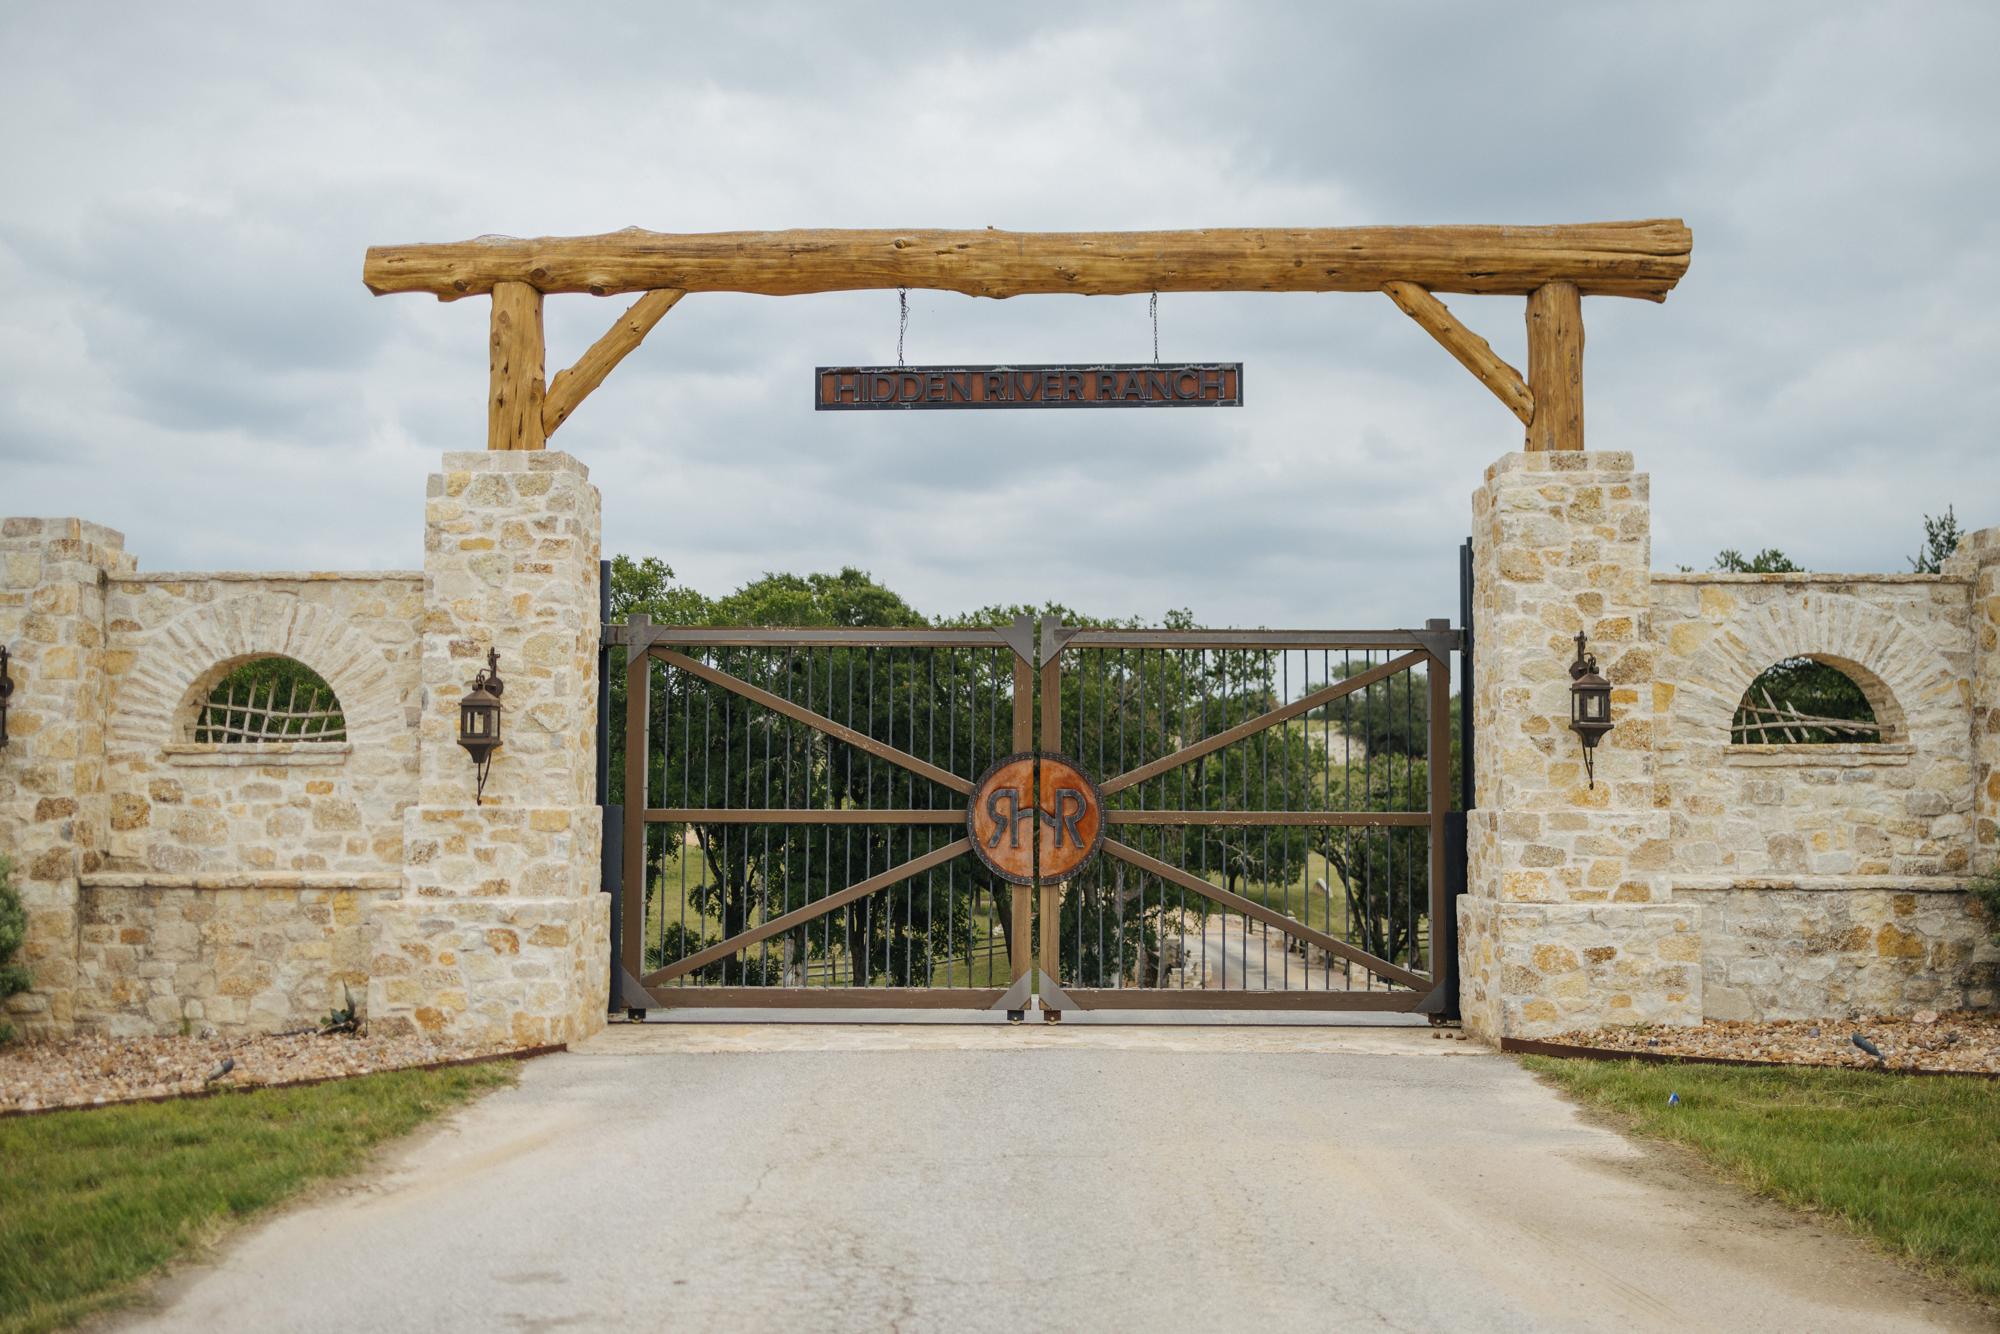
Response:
[112, 1024, 1993, 1333]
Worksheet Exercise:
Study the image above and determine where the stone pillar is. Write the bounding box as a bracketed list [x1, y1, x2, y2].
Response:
[1458, 452, 1701, 1040]
[0, 518, 134, 1036]
[1945, 527, 2000, 872]
[370, 452, 608, 1046]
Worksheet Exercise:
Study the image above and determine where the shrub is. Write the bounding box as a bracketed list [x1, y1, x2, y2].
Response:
[1972, 867, 2000, 948]
[0, 855, 31, 1043]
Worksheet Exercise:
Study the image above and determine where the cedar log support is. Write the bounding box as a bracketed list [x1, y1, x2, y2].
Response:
[367, 221, 1691, 302]
[1381, 281, 1534, 427]
[488, 281, 546, 451]
[544, 289, 685, 437]
[1524, 281, 1585, 452]
[430, 226, 1670, 450]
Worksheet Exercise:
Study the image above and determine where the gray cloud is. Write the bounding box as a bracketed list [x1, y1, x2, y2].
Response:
[1, 0, 1995, 628]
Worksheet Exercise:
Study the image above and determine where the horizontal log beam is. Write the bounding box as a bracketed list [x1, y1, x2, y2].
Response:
[543, 288, 683, 436]
[364, 220, 1692, 302]
[1381, 281, 1534, 426]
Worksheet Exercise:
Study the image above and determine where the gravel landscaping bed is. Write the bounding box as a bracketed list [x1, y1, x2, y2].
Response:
[0, 1031, 533, 1114]
[1543, 1010, 2000, 1074]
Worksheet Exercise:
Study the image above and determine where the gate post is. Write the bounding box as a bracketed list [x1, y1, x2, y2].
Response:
[1946, 529, 2000, 872]
[369, 451, 609, 1046]
[1459, 451, 1701, 1040]
[0, 519, 133, 1037]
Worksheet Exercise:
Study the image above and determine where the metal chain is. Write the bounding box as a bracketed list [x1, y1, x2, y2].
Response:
[897, 287, 908, 367]
[1149, 291, 1159, 362]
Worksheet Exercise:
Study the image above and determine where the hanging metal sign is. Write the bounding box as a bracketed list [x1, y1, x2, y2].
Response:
[815, 363, 1242, 410]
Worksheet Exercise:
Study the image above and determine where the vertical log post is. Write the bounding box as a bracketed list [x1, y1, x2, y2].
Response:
[1524, 281, 1584, 451]
[488, 280, 546, 451]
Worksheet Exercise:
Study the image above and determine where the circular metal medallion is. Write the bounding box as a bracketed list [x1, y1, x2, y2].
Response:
[966, 751, 1105, 886]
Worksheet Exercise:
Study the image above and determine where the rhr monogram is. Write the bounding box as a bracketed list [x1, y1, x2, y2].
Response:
[982, 784, 1091, 850]
[966, 753, 1105, 886]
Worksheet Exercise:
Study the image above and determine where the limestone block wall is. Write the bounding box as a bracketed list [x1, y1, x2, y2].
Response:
[1679, 881, 1996, 1021]
[0, 519, 134, 1034]
[73, 877, 391, 1036]
[1459, 452, 1701, 1040]
[100, 573, 424, 878]
[3, 455, 610, 1046]
[1652, 573, 1973, 879]
[1647, 569, 1996, 1021]
[1464, 451, 1999, 1036]
[367, 451, 608, 1048]
[1946, 530, 2000, 868]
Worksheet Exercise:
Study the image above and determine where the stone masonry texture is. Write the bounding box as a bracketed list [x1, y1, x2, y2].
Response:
[1461, 450, 1996, 1039]
[4, 443, 1996, 1045]
[2, 450, 609, 1047]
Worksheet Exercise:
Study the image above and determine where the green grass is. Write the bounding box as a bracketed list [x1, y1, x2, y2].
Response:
[1525, 1057, 2000, 1299]
[0, 1062, 517, 1334]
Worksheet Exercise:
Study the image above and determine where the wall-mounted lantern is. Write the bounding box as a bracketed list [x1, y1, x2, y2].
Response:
[1568, 630, 1613, 787]
[0, 645, 13, 749]
[456, 648, 504, 804]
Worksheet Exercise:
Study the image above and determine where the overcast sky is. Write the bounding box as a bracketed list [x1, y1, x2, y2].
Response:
[2, 3, 1995, 628]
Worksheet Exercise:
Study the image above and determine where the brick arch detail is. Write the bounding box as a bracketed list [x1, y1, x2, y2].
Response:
[1668, 591, 1962, 749]
[110, 593, 404, 753]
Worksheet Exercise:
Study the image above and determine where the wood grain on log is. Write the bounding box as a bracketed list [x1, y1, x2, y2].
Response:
[1525, 281, 1584, 451]
[365, 221, 1692, 302]
[1381, 281, 1534, 426]
[543, 289, 684, 435]
[488, 281, 545, 450]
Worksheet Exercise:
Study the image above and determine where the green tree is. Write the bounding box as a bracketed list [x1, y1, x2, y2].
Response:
[0, 856, 31, 1042]
[1910, 507, 1963, 575]
[1712, 547, 1801, 574]
[609, 563, 1457, 990]
[626, 566, 1013, 986]
[1313, 758, 1432, 967]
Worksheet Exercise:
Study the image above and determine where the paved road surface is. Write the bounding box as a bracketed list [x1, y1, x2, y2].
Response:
[116, 1025, 1991, 1333]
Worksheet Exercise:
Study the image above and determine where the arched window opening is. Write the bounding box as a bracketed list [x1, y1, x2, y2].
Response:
[190, 656, 346, 744]
[1731, 657, 1882, 744]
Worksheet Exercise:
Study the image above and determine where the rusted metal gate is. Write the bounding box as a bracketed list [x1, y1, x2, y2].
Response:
[607, 612, 1460, 1018]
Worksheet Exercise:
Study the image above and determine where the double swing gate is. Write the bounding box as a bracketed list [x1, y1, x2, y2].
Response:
[612, 613, 1461, 1017]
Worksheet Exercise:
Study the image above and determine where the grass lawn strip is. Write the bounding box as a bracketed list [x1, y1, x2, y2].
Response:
[1527, 1056, 2000, 1301]
[0, 1061, 517, 1334]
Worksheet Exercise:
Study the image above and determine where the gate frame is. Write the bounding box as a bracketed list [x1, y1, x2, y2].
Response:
[602, 612, 1465, 1016]
[1033, 619, 1460, 1015]
[608, 616, 1039, 1012]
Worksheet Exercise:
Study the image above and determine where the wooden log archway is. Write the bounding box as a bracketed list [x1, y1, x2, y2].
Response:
[361, 221, 1691, 453]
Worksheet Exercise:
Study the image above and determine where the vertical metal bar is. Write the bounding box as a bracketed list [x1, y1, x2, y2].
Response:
[946, 647, 957, 988]
[595, 561, 611, 802]
[620, 649, 648, 990]
[931, 649, 941, 988]
[1010, 642, 1034, 985]
[1429, 644, 1451, 983]
[596, 560, 614, 1011]
[864, 647, 876, 985]
[1096, 649, 1107, 981]
[761, 650, 774, 983]
[677, 651, 691, 978]
[1460, 537, 1476, 816]
[1037, 645, 1061, 992]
